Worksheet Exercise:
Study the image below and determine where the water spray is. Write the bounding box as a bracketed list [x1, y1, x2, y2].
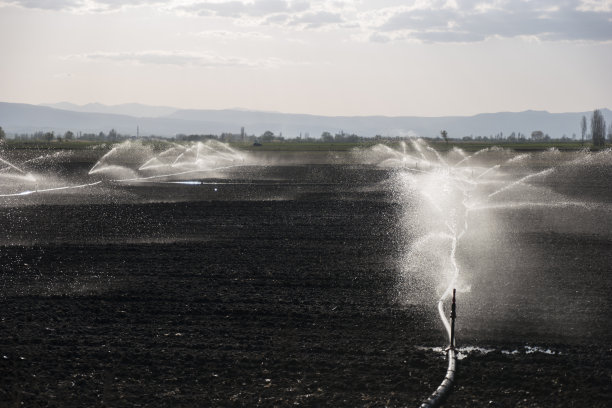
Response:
[0, 157, 27, 174]
[0, 181, 103, 197]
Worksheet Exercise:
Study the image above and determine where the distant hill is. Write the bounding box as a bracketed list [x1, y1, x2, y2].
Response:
[0, 101, 610, 139]
[41, 102, 178, 118]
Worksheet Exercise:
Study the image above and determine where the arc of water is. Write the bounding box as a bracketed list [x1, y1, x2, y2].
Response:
[0, 181, 102, 197]
[22, 151, 67, 165]
[427, 146, 448, 167]
[488, 167, 554, 198]
[454, 155, 471, 167]
[113, 164, 242, 182]
[411, 139, 429, 161]
[89, 145, 119, 175]
[452, 147, 468, 161]
[476, 164, 500, 179]
[454, 147, 489, 167]
[0, 157, 26, 174]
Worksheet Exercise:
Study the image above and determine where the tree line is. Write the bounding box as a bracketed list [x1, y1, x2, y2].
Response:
[1, 109, 610, 145]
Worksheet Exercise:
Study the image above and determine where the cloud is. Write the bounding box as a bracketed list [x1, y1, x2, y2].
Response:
[578, 0, 612, 12]
[1, 0, 164, 12]
[88, 0, 165, 11]
[368, 32, 391, 43]
[191, 30, 273, 40]
[4, 0, 611, 42]
[289, 10, 343, 29]
[177, 0, 345, 30]
[1, 0, 82, 11]
[176, 0, 307, 18]
[368, 0, 612, 43]
[1, 0, 345, 32]
[68, 50, 287, 68]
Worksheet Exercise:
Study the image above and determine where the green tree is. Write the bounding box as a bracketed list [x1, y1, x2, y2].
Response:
[261, 130, 274, 142]
[531, 131, 544, 141]
[440, 130, 448, 144]
[591, 109, 606, 147]
[321, 131, 333, 142]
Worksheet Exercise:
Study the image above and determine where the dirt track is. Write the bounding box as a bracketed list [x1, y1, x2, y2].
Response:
[1, 160, 611, 407]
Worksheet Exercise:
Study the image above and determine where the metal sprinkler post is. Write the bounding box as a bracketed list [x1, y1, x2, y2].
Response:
[420, 289, 457, 408]
[450, 289, 456, 349]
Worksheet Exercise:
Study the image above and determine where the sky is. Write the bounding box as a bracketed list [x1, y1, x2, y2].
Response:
[0, 0, 611, 117]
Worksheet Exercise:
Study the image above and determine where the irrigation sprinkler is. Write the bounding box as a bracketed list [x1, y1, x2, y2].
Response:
[419, 289, 457, 408]
[450, 289, 456, 350]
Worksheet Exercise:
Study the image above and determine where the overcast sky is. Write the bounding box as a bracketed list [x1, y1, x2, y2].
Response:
[0, 0, 611, 116]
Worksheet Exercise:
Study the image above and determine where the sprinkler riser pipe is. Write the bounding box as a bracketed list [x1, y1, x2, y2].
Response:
[450, 288, 457, 349]
[420, 289, 458, 408]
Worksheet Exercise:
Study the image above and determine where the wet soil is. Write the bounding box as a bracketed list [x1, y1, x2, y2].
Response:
[1, 162, 611, 407]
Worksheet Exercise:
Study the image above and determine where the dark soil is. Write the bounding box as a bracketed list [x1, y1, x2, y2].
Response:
[1, 162, 611, 407]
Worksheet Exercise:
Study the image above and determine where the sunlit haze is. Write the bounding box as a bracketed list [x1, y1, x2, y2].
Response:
[1, 0, 611, 116]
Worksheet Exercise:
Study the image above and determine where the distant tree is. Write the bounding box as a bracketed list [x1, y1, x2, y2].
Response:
[590, 109, 606, 147]
[44, 131, 54, 142]
[581, 115, 587, 146]
[261, 130, 274, 142]
[531, 131, 544, 141]
[321, 131, 333, 142]
[64, 130, 74, 140]
[441, 130, 448, 144]
[0, 126, 5, 140]
[108, 129, 118, 141]
[607, 122, 612, 143]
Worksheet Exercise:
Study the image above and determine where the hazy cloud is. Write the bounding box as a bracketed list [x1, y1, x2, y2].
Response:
[289, 10, 343, 29]
[1, 0, 164, 12]
[88, 0, 165, 11]
[1, 0, 81, 10]
[191, 30, 273, 40]
[176, 0, 308, 18]
[176, 1, 347, 30]
[368, 32, 391, 43]
[70, 50, 287, 68]
[4, 0, 611, 42]
[370, 0, 612, 43]
[578, 0, 612, 12]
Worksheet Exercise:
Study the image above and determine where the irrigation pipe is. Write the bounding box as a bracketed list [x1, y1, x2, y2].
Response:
[419, 289, 457, 408]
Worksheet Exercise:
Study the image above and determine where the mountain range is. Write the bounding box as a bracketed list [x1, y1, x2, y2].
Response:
[1, 101, 610, 139]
